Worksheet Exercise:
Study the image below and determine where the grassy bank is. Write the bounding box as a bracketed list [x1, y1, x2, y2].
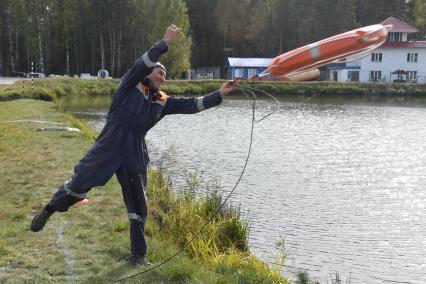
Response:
[0, 78, 118, 101]
[2, 78, 426, 103]
[0, 99, 288, 283]
[166, 80, 426, 102]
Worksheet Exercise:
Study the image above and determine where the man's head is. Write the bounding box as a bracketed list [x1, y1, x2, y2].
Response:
[145, 62, 166, 90]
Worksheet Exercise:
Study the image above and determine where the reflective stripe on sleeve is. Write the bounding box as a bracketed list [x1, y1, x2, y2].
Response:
[197, 97, 205, 111]
[142, 52, 156, 67]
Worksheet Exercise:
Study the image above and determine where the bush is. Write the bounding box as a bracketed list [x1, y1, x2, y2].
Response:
[3, 78, 426, 103]
[32, 87, 55, 101]
[217, 207, 249, 252]
[0, 89, 22, 101]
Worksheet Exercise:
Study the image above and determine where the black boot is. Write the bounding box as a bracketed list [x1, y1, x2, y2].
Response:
[31, 204, 54, 232]
[128, 254, 152, 266]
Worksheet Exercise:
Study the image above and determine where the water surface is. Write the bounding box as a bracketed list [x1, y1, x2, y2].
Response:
[60, 96, 426, 283]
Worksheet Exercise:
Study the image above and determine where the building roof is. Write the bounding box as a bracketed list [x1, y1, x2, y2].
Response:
[228, 57, 273, 68]
[381, 41, 426, 48]
[380, 17, 418, 33]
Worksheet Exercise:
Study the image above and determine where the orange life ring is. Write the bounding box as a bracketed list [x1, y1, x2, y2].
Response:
[267, 24, 392, 77]
[281, 69, 320, 82]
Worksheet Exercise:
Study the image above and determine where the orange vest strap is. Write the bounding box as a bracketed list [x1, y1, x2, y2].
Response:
[140, 83, 149, 94]
[139, 83, 168, 104]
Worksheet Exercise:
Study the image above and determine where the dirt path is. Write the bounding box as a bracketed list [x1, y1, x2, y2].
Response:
[0, 77, 26, 85]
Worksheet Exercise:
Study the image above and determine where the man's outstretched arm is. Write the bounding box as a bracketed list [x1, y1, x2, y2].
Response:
[162, 80, 238, 115]
[117, 24, 181, 92]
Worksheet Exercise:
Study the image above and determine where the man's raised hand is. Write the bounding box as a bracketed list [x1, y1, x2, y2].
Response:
[163, 24, 182, 44]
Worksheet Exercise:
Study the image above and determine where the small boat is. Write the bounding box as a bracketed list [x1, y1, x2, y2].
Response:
[264, 24, 392, 77]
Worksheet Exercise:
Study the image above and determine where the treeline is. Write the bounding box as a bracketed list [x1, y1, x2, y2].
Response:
[187, 0, 426, 67]
[1, 0, 425, 78]
[0, 0, 191, 78]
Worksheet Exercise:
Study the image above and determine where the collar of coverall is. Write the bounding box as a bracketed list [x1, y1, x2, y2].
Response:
[141, 78, 157, 93]
[140, 79, 166, 101]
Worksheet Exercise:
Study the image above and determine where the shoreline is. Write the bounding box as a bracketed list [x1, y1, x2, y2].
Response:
[2, 78, 426, 104]
[0, 99, 288, 283]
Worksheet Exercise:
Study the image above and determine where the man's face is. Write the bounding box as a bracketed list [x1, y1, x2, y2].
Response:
[146, 67, 166, 89]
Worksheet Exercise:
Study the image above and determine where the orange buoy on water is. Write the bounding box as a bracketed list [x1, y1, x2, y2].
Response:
[263, 24, 392, 78]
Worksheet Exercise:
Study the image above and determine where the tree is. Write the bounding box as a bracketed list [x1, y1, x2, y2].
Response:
[412, 0, 426, 25]
[356, 0, 409, 25]
[314, 0, 358, 39]
[157, 0, 192, 78]
[185, 0, 222, 67]
[0, 0, 7, 75]
[126, 0, 191, 78]
[0, 0, 422, 77]
[410, 0, 426, 40]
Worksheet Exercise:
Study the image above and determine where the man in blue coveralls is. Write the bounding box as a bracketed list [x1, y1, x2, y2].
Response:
[30, 24, 237, 265]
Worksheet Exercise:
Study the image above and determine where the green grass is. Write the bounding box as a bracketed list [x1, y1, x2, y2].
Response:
[0, 78, 118, 102]
[0, 99, 288, 283]
[2, 78, 426, 103]
[0, 78, 402, 283]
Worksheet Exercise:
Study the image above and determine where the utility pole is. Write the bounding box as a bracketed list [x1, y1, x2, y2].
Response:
[31, 61, 34, 91]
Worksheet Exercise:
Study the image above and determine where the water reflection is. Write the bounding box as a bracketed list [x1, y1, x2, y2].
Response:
[59, 96, 426, 283]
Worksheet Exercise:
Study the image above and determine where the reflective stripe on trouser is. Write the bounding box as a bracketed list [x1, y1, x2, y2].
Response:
[48, 143, 121, 212]
[49, 182, 86, 212]
[116, 165, 148, 256]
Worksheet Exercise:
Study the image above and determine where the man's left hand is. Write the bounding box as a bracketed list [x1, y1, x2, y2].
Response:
[219, 80, 238, 96]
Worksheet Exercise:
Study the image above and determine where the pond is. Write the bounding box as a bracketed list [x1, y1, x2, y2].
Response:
[58, 95, 426, 283]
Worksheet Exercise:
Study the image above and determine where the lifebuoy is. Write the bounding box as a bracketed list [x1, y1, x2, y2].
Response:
[266, 24, 392, 77]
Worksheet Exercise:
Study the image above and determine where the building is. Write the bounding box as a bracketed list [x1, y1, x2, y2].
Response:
[322, 17, 426, 83]
[226, 57, 273, 79]
[192, 66, 221, 79]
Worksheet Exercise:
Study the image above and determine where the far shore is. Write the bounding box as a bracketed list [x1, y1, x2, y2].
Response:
[1, 77, 426, 104]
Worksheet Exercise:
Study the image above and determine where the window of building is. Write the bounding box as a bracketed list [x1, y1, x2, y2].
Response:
[371, 53, 383, 62]
[348, 71, 360, 82]
[408, 71, 417, 81]
[388, 32, 402, 42]
[247, 69, 257, 78]
[234, 68, 244, 78]
[370, 71, 382, 81]
[407, 53, 418, 63]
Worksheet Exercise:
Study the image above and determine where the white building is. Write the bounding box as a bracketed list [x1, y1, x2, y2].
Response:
[323, 17, 426, 84]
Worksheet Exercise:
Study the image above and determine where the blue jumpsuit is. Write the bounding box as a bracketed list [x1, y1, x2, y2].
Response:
[48, 40, 223, 256]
